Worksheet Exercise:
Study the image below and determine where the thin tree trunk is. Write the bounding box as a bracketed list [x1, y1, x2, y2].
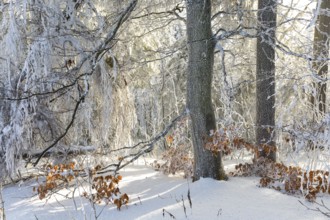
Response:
[256, 0, 277, 161]
[311, 0, 330, 119]
[186, 0, 226, 181]
[0, 184, 5, 220]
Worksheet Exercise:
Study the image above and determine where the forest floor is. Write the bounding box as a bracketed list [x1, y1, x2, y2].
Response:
[2, 158, 330, 220]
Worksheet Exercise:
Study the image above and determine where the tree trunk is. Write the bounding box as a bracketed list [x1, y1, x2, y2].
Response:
[186, 0, 226, 181]
[0, 184, 5, 220]
[311, 0, 330, 118]
[256, 0, 277, 161]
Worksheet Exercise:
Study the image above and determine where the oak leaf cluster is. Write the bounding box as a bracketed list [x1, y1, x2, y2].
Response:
[34, 162, 129, 210]
[203, 129, 329, 202]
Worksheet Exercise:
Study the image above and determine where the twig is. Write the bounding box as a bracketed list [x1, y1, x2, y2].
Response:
[181, 195, 187, 218]
[217, 208, 222, 217]
[187, 185, 192, 209]
[132, 4, 185, 22]
[299, 200, 330, 218]
[163, 209, 176, 219]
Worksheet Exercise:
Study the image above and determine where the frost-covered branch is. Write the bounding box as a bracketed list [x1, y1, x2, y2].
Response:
[132, 3, 185, 22]
[0, 0, 138, 173]
[31, 0, 138, 166]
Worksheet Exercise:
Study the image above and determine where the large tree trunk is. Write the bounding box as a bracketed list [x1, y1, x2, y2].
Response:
[186, 0, 226, 181]
[311, 0, 330, 119]
[256, 0, 277, 161]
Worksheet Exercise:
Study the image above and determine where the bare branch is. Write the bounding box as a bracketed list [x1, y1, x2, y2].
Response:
[299, 200, 330, 218]
[132, 4, 185, 22]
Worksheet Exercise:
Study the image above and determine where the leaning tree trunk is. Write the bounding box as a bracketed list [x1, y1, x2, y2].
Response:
[186, 0, 226, 181]
[256, 0, 277, 161]
[311, 0, 330, 119]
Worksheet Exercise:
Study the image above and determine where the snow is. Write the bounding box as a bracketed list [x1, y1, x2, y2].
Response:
[2, 163, 330, 220]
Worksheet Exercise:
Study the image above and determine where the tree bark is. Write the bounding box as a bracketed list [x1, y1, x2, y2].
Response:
[256, 0, 277, 161]
[186, 0, 226, 180]
[311, 0, 330, 118]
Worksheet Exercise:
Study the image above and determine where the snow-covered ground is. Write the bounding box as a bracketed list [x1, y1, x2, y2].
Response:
[2, 161, 330, 220]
